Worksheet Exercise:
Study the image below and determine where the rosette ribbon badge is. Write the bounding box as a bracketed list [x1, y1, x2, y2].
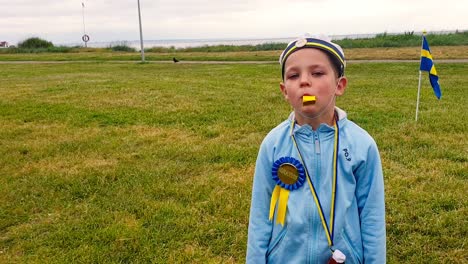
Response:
[269, 157, 306, 225]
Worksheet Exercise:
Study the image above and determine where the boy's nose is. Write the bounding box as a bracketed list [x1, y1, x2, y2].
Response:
[300, 74, 311, 87]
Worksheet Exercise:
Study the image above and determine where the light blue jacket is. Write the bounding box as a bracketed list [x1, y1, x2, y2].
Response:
[247, 108, 386, 263]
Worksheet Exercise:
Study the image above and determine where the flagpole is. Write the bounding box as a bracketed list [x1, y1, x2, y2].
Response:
[415, 70, 422, 121]
[415, 32, 425, 122]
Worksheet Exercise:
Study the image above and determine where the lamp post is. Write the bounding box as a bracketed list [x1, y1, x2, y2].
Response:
[137, 0, 145, 62]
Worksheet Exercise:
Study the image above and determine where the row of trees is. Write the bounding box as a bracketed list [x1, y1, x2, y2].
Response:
[6, 31, 468, 53]
[1, 37, 137, 53]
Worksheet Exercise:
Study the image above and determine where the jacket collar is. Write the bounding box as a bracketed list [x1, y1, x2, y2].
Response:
[288, 107, 347, 136]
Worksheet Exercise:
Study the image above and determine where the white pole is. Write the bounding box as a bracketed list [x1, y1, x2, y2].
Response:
[137, 0, 145, 62]
[415, 34, 425, 122]
[415, 71, 422, 121]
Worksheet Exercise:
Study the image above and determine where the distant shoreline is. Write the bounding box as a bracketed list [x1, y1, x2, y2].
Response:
[60, 30, 463, 49]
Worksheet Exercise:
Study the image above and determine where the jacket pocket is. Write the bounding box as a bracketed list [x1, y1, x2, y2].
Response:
[266, 226, 288, 258]
[342, 230, 362, 264]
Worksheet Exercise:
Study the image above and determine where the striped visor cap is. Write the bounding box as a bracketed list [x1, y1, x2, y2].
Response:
[279, 37, 346, 79]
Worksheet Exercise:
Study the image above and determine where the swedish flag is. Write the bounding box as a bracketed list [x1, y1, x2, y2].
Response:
[420, 36, 441, 99]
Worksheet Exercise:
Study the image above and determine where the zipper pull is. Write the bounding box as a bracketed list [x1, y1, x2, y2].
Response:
[314, 134, 320, 154]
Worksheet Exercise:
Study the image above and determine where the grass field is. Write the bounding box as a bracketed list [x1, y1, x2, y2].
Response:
[0, 59, 466, 263]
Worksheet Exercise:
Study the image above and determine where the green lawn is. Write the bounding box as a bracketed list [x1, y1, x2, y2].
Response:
[0, 61, 466, 263]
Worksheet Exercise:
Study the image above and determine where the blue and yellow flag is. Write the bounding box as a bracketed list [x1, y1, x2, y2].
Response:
[420, 36, 441, 99]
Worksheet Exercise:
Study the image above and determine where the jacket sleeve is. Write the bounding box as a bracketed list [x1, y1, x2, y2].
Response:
[355, 141, 386, 263]
[246, 140, 275, 263]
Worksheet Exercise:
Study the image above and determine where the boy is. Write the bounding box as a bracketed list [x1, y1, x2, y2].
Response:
[247, 36, 386, 263]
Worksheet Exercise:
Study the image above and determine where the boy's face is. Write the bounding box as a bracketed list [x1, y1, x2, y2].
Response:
[280, 48, 347, 121]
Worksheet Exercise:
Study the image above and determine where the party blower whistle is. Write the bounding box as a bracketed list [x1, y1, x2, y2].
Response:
[303, 95, 316, 105]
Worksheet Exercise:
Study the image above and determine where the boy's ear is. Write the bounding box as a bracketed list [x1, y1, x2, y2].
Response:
[280, 82, 288, 99]
[335, 76, 348, 96]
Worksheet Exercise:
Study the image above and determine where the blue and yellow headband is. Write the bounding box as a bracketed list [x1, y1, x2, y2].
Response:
[279, 37, 346, 79]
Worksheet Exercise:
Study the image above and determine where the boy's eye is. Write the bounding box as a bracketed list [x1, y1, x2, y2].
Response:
[287, 73, 299, 79]
[312, 71, 325, 76]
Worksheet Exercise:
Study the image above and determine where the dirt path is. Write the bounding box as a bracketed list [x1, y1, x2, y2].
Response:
[1, 59, 468, 64]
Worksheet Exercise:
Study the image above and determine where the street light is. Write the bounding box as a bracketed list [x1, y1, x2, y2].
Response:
[137, 0, 145, 62]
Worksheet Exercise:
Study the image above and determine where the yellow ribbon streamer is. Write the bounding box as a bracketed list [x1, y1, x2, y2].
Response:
[269, 185, 290, 226]
[269, 185, 280, 220]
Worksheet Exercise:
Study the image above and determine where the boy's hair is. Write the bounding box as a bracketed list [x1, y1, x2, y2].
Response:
[279, 36, 346, 79]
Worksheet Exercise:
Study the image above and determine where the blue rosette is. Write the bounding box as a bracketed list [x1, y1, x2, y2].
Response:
[272, 157, 306, 191]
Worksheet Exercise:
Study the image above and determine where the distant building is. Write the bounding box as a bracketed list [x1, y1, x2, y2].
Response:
[0, 41, 9, 48]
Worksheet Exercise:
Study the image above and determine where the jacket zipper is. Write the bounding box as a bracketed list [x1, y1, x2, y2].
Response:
[311, 131, 321, 264]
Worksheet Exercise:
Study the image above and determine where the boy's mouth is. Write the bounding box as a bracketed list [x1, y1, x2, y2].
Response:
[302, 95, 316, 106]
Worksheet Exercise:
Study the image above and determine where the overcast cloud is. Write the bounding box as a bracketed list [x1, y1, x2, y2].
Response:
[1, 0, 467, 45]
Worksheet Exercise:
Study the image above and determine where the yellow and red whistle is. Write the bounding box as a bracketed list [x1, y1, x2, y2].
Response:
[302, 95, 316, 105]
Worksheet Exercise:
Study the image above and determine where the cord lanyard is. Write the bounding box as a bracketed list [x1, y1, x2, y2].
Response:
[289, 117, 339, 248]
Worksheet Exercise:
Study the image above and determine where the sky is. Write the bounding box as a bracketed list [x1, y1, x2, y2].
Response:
[1, 0, 467, 46]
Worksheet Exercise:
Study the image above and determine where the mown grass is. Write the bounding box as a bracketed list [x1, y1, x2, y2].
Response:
[0, 61, 466, 263]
